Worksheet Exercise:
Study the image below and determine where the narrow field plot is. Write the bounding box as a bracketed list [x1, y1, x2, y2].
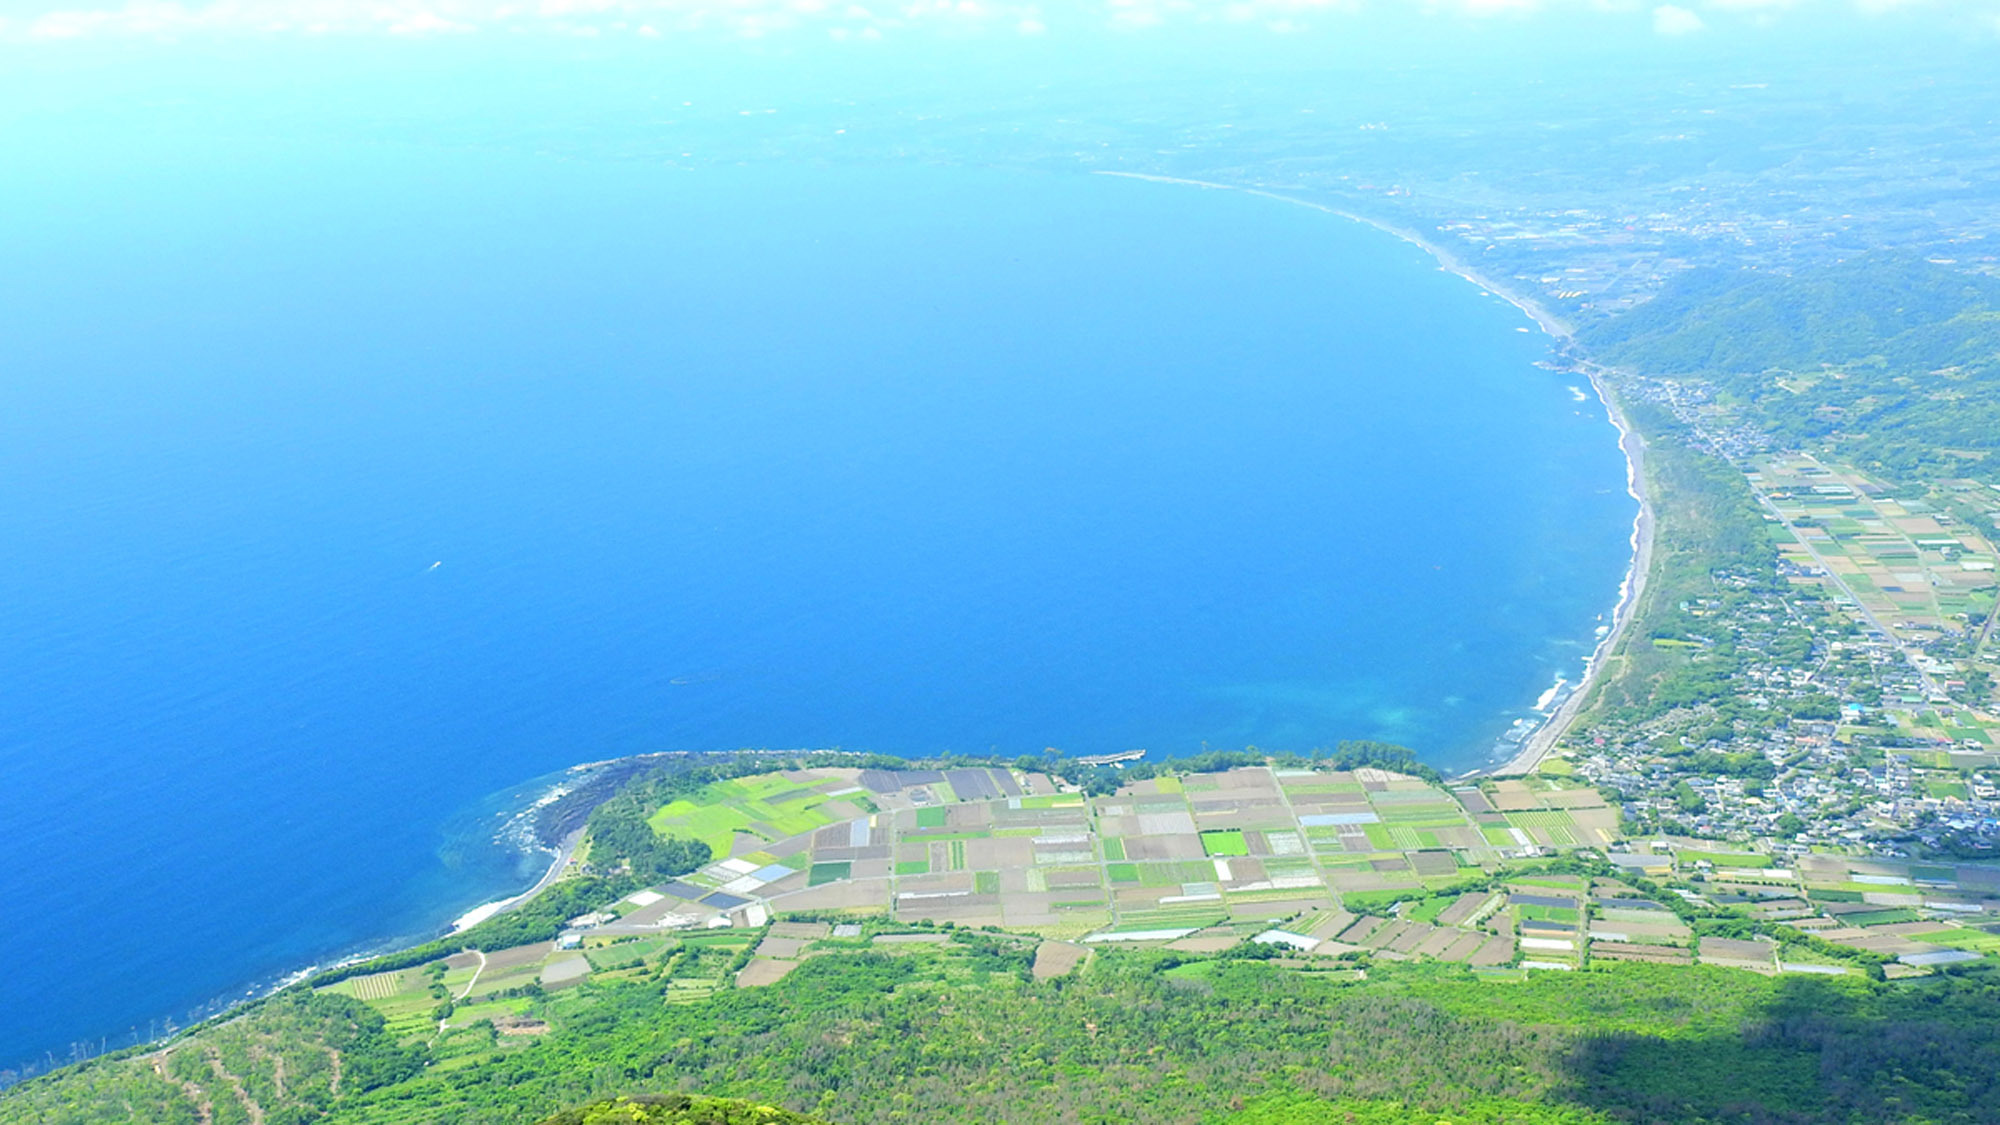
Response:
[1908, 928, 2000, 953]
[1413, 928, 1463, 958]
[755, 935, 812, 959]
[1592, 941, 1691, 965]
[1118, 906, 1229, 931]
[347, 970, 410, 1001]
[1699, 936, 1774, 964]
[1681, 850, 1771, 869]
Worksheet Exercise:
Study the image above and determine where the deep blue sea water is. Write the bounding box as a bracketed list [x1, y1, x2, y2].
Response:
[0, 147, 1632, 1069]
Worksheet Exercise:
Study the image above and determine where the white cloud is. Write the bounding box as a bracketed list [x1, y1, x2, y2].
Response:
[1651, 2, 1703, 33]
[388, 8, 473, 31]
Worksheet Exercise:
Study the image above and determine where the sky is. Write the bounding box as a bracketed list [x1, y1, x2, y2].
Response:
[2, 0, 1999, 43]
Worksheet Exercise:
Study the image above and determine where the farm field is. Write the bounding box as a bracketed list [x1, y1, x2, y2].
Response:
[310, 762, 2000, 1055]
[555, 763, 2000, 975]
[618, 764, 1632, 944]
[1754, 454, 1998, 646]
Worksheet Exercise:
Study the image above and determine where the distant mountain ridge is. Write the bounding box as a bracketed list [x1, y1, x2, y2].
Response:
[1586, 254, 2000, 373]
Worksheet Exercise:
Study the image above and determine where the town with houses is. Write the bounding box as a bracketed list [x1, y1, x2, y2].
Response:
[1551, 366, 2000, 862]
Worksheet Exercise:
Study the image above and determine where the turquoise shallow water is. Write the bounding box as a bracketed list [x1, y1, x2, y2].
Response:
[0, 152, 1632, 1069]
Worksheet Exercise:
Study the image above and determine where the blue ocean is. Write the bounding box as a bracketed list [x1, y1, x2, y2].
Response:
[0, 142, 1632, 1067]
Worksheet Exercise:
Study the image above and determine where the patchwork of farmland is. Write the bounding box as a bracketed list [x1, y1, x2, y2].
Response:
[1755, 454, 1999, 642]
[317, 762, 2000, 1046]
[590, 764, 1634, 957]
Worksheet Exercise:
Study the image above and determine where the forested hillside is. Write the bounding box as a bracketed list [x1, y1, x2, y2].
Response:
[1584, 255, 2000, 484]
[10, 940, 2000, 1125]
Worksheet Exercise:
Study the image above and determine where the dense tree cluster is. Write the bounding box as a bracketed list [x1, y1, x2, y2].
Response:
[1035, 741, 1443, 796]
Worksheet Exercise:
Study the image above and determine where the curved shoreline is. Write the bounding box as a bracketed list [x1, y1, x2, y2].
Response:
[450, 827, 585, 932]
[1490, 369, 1652, 776]
[1094, 170, 1652, 776]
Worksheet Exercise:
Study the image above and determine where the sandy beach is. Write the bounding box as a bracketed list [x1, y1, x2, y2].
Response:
[1488, 369, 1653, 776]
[1095, 171, 1656, 776]
[451, 826, 586, 932]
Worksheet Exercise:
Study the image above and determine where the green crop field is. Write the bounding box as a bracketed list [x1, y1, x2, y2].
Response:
[1680, 850, 1771, 868]
[1843, 908, 1921, 926]
[1910, 928, 2000, 953]
[1200, 829, 1250, 856]
[1117, 905, 1229, 931]
[647, 776, 847, 855]
[1510, 876, 1582, 890]
[1405, 897, 1450, 924]
[1518, 904, 1580, 924]
[1505, 810, 1576, 828]
[1376, 809, 1468, 827]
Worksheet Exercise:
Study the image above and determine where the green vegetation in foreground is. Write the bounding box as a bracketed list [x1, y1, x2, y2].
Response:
[1220, 1094, 1614, 1124]
[20, 746, 1999, 1123]
[12, 941, 2000, 1124]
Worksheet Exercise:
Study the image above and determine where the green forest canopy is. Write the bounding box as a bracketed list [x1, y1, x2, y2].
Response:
[1585, 254, 2000, 484]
